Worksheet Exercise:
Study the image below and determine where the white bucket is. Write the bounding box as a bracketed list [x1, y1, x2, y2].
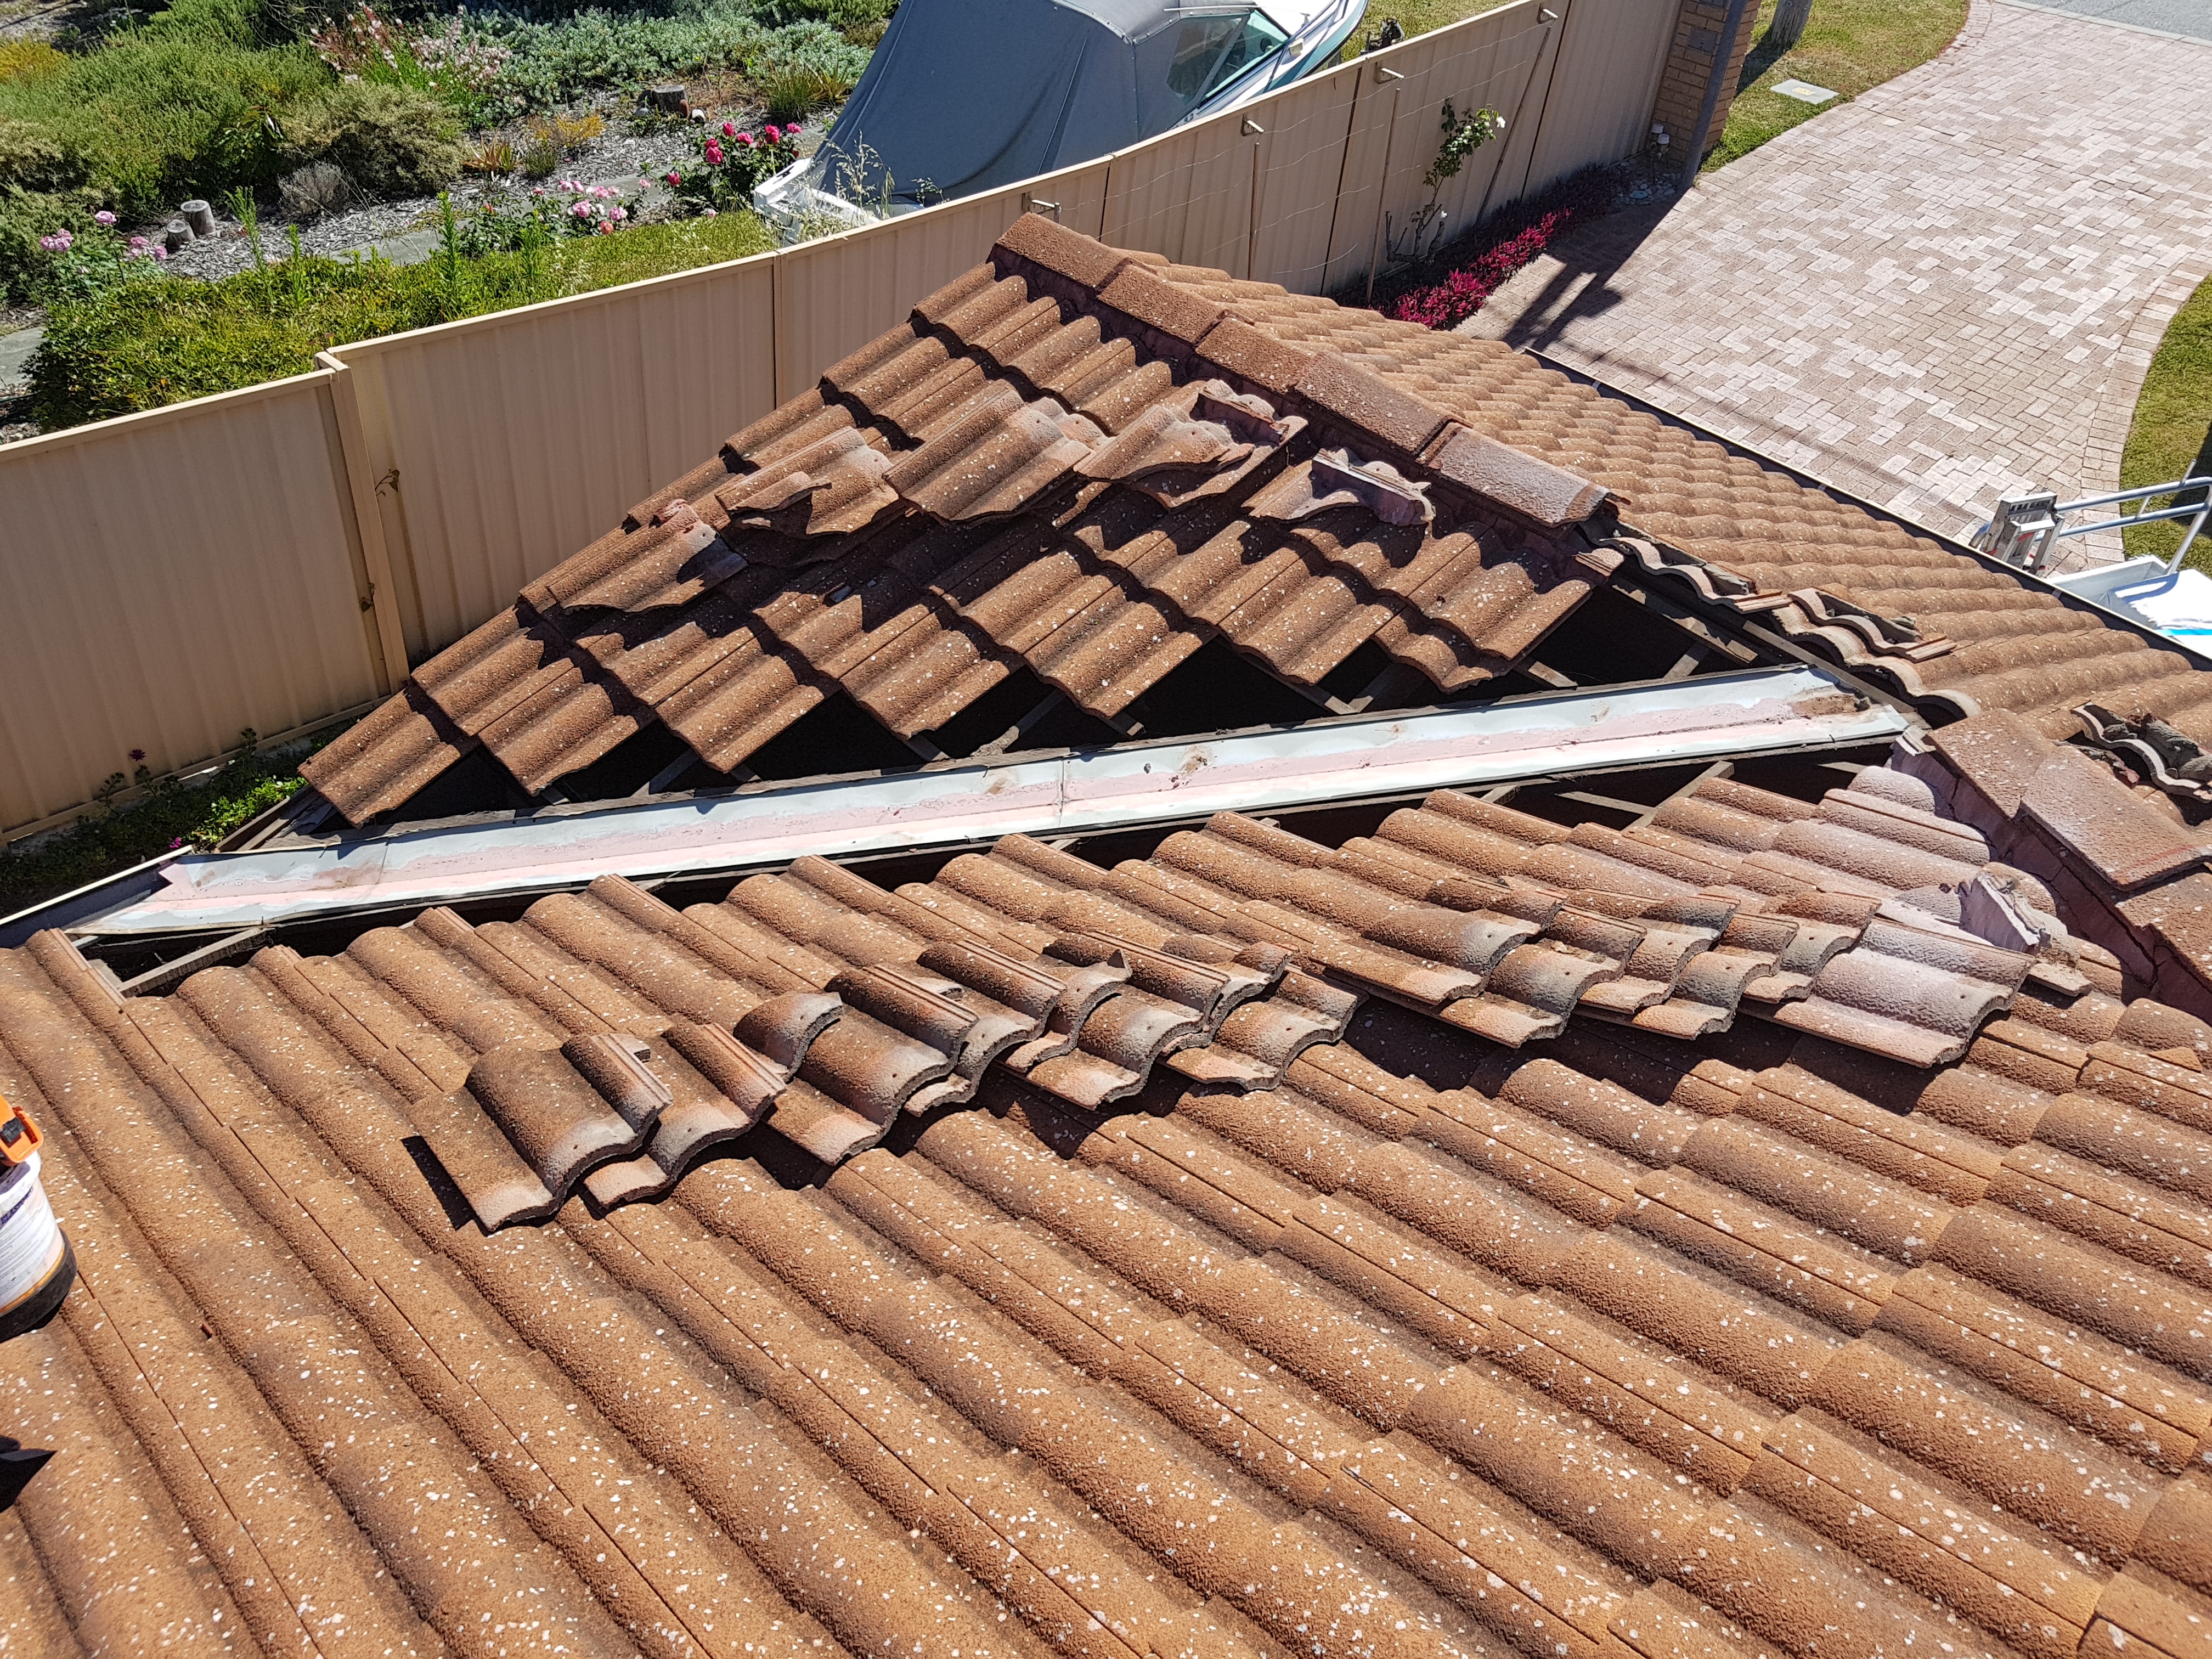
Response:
[0, 1154, 67, 1325]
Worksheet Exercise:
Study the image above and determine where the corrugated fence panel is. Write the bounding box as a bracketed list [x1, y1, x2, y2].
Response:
[1523, 0, 1674, 194]
[1103, 98, 1270, 274]
[0, 374, 378, 833]
[335, 252, 778, 662]
[772, 159, 1113, 400]
[1104, 56, 1368, 286]
[1323, 0, 1559, 297]
[1247, 60, 1367, 292]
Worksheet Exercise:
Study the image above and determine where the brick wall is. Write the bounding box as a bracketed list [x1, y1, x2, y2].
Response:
[1649, 0, 1760, 160]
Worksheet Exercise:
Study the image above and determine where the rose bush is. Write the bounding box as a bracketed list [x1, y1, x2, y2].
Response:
[32, 216, 167, 303]
[668, 119, 799, 213]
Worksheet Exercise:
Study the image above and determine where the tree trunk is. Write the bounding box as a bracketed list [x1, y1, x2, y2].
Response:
[1768, 0, 1814, 52]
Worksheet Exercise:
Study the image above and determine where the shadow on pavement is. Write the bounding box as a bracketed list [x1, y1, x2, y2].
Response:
[1473, 189, 1680, 352]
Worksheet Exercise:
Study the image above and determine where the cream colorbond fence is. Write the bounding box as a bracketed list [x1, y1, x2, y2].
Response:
[0, 0, 1673, 839]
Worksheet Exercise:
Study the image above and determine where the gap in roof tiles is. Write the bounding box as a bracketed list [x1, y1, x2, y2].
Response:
[738, 691, 931, 780]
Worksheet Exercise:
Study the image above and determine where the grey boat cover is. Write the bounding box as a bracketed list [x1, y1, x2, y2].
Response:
[819, 0, 1289, 205]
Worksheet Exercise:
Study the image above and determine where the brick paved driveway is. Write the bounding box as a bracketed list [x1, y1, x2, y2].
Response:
[1459, 0, 2212, 567]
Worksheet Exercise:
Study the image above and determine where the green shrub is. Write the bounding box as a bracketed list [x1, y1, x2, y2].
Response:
[471, 6, 866, 115]
[283, 80, 462, 195]
[0, 0, 329, 214]
[759, 65, 843, 122]
[0, 189, 104, 297]
[0, 41, 69, 83]
[0, 729, 318, 914]
[481, 3, 764, 113]
[755, 0, 895, 32]
[29, 206, 776, 428]
[749, 18, 869, 83]
[0, 117, 91, 192]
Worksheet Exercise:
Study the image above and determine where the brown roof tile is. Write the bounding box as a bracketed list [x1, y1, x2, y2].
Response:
[1154, 267, 2212, 740]
[307, 218, 2212, 829]
[77, 894, 2212, 1657]
[301, 222, 1638, 825]
[60, 500, 2212, 1659]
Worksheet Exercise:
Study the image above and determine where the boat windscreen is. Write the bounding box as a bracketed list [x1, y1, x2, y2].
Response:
[1141, 8, 1290, 123]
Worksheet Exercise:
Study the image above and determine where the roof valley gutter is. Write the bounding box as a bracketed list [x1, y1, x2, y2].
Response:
[64, 665, 1903, 941]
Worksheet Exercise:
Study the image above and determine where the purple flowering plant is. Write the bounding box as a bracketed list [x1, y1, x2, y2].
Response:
[35, 214, 167, 303]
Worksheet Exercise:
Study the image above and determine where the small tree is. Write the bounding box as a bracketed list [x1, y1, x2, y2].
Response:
[1768, 0, 1814, 52]
[1386, 99, 1504, 267]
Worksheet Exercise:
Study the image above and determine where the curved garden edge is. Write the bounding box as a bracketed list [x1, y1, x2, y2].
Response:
[2118, 267, 2212, 570]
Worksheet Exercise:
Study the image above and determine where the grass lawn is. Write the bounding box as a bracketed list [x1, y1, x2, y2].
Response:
[1340, 0, 1516, 53]
[2120, 270, 2212, 568]
[1704, 0, 1967, 172]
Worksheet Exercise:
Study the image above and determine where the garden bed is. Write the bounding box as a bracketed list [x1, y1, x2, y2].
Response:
[0, 0, 881, 302]
[1352, 159, 1639, 331]
[0, 0, 875, 432]
[0, 728, 324, 915]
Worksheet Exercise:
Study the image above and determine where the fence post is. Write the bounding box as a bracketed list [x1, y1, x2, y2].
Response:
[315, 351, 412, 693]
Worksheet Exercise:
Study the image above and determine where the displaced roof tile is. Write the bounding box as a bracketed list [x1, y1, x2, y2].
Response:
[1426, 424, 1610, 528]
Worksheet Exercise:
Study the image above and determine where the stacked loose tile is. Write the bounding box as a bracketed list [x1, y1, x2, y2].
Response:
[917, 761, 2114, 1069]
[13, 866, 2212, 1659]
[1147, 263, 2212, 737]
[19, 754, 2136, 1247]
[307, 217, 1627, 825]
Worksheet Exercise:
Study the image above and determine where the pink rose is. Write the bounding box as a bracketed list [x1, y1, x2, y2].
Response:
[94, 210, 116, 225]
[786, 121, 801, 135]
[704, 140, 723, 163]
[735, 131, 753, 146]
[764, 123, 781, 142]
[665, 170, 681, 185]
[722, 120, 736, 136]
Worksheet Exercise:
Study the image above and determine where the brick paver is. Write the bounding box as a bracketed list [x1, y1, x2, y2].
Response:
[1459, 0, 2212, 569]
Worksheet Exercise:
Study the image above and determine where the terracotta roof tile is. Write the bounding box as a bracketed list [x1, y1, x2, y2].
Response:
[308, 219, 2212, 828]
[306, 225, 1649, 824]
[47, 839, 2212, 1652]
[1154, 265, 2212, 742]
[60, 224, 2212, 1655]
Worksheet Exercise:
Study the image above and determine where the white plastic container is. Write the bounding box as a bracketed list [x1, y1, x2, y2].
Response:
[0, 1152, 72, 1342]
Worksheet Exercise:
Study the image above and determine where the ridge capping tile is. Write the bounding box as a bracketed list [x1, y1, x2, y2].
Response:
[1292, 351, 1452, 458]
[1424, 424, 1611, 529]
[1193, 314, 1320, 396]
[1094, 262, 1230, 351]
[992, 211, 1131, 293]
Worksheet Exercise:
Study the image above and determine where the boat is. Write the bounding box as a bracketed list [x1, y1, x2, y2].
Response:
[755, 0, 1367, 234]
